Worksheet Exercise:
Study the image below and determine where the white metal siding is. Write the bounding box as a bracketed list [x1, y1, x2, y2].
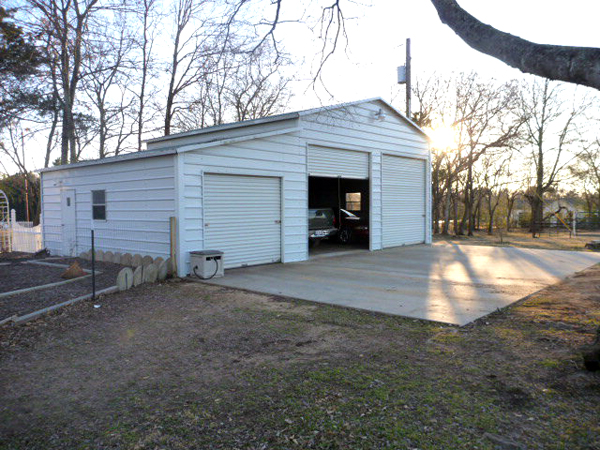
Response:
[301, 103, 429, 158]
[369, 152, 382, 250]
[308, 146, 369, 179]
[175, 131, 307, 275]
[204, 174, 281, 269]
[41, 155, 176, 258]
[382, 155, 426, 247]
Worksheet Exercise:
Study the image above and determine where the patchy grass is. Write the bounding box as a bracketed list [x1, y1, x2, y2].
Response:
[1, 267, 600, 449]
[434, 229, 600, 252]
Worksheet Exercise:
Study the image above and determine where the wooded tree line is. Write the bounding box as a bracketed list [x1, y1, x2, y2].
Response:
[412, 73, 599, 236]
[2, 0, 599, 233]
[0, 0, 293, 170]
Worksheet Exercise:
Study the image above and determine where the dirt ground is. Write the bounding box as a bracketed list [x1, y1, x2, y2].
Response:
[0, 257, 122, 320]
[1, 263, 599, 449]
[435, 229, 600, 252]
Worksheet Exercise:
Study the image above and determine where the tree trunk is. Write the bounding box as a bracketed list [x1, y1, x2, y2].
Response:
[60, 107, 70, 164]
[45, 107, 59, 168]
[506, 195, 515, 232]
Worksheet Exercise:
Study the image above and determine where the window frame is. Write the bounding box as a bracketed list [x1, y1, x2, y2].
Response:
[345, 192, 362, 211]
[92, 190, 107, 221]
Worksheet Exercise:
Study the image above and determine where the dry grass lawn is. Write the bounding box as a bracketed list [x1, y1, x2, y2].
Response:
[434, 229, 600, 252]
[1, 264, 600, 449]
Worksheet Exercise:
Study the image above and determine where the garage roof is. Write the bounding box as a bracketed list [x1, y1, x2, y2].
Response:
[147, 97, 427, 144]
[40, 98, 427, 173]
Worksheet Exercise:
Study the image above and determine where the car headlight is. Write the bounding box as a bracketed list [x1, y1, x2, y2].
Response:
[355, 226, 368, 231]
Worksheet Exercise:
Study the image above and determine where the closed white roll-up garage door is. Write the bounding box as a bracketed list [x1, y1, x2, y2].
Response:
[204, 174, 281, 269]
[308, 146, 369, 179]
[382, 155, 426, 247]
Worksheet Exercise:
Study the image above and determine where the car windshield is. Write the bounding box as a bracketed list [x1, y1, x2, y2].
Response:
[309, 209, 335, 221]
[340, 209, 357, 217]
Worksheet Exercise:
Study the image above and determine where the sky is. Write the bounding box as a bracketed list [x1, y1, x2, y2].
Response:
[4, 0, 600, 173]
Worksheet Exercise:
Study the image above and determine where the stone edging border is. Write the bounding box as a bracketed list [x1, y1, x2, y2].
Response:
[0, 286, 119, 326]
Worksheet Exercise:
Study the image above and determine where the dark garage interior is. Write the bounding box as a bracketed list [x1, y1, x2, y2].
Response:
[308, 176, 369, 255]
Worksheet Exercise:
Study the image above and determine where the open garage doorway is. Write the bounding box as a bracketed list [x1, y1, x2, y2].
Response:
[308, 176, 370, 257]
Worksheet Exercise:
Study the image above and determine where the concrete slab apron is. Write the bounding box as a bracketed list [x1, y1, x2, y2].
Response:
[205, 243, 600, 326]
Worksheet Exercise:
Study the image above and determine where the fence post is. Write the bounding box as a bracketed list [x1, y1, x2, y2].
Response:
[572, 212, 577, 238]
[10, 209, 16, 252]
[91, 221, 96, 301]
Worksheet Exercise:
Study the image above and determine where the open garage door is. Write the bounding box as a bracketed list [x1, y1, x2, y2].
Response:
[308, 146, 369, 179]
[382, 155, 426, 247]
[204, 174, 281, 269]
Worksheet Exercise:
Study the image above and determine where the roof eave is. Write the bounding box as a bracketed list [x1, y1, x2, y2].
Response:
[145, 112, 301, 145]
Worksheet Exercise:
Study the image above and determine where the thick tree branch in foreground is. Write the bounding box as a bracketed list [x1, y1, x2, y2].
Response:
[430, 0, 600, 90]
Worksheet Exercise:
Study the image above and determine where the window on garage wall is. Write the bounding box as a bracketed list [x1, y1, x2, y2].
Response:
[345, 192, 361, 211]
[92, 190, 106, 220]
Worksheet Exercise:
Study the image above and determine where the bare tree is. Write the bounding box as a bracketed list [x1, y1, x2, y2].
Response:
[571, 139, 600, 212]
[176, 41, 293, 130]
[82, 17, 136, 158]
[132, 0, 159, 151]
[480, 153, 509, 234]
[26, 0, 102, 164]
[164, 0, 220, 135]
[228, 48, 292, 122]
[519, 79, 589, 236]
[451, 74, 521, 235]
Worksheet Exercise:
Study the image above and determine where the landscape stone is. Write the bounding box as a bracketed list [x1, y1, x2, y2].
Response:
[103, 251, 114, 263]
[116, 267, 134, 291]
[112, 252, 122, 264]
[121, 253, 133, 266]
[132, 266, 143, 286]
[95, 250, 104, 262]
[143, 263, 158, 283]
[165, 257, 175, 276]
[132, 254, 143, 267]
[154, 257, 164, 266]
[157, 260, 168, 281]
[79, 251, 90, 260]
[61, 261, 87, 279]
[142, 255, 154, 266]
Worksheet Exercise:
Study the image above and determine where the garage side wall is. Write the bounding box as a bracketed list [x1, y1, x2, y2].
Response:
[176, 131, 307, 275]
[300, 100, 431, 250]
[41, 155, 176, 258]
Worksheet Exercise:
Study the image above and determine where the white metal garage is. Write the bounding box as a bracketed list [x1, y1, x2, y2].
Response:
[382, 155, 427, 247]
[204, 174, 282, 269]
[40, 97, 431, 276]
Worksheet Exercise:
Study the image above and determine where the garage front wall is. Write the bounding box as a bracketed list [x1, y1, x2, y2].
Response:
[300, 100, 430, 251]
[176, 129, 307, 275]
[167, 99, 431, 275]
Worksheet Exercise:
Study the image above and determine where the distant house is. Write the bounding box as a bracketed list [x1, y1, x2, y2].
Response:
[40, 98, 431, 276]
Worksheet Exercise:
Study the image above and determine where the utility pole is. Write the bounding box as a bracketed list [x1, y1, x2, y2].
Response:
[397, 38, 412, 119]
[406, 38, 411, 119]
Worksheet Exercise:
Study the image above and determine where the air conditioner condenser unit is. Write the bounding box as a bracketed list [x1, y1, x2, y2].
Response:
[190, 250, 224, 279]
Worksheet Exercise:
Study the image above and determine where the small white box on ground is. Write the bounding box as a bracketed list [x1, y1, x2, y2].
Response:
[190, 250, 224, 279]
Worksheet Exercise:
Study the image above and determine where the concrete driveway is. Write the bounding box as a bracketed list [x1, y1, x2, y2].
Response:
[206, 243, 600, 326]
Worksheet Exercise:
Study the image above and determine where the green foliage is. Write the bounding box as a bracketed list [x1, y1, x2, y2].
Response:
[0, 172, 40, 223]
[0, 7, 45, 126]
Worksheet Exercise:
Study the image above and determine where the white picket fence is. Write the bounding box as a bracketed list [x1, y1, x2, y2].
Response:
[8, 209, 43, 253]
